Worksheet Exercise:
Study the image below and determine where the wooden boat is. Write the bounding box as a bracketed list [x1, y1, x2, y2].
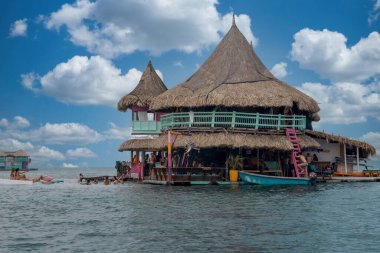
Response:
[239, 171, 314, 186]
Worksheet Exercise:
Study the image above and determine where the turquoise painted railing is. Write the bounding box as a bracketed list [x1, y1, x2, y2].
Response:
[160, 111, 306, 130]
[132, 121, 162, 134]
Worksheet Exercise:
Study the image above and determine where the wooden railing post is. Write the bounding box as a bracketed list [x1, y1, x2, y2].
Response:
[232, 111, 236, 128]
[255, 113, 259, 129]
[211, 111, 215, 127]
[277, 114, 281, 130]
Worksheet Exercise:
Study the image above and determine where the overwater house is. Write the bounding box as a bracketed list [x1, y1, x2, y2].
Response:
[0, 150, 30, 171]
[117, 18, 376, 184]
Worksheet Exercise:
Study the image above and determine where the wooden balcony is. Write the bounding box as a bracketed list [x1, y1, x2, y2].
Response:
[132, 120, 161, 135]
[160, 111, 306, 131]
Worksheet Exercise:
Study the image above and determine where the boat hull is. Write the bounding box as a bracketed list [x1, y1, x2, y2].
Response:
[239, 171, 312, 185]
[0, 179, 34, 185]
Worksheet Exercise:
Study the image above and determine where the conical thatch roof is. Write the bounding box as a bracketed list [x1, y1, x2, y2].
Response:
[150, 22, 320, 115]
[119, 132, 320, 152]
[118, 61, 167, 111]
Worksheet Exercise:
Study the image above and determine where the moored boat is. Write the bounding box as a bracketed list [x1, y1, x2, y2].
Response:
[239, 171, 314, 186]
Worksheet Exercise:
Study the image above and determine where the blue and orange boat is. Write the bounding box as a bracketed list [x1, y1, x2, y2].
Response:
[239, 171, 315, 186]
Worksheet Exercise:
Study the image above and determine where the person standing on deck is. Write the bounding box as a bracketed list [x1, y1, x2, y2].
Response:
[297, 153, 308, 175]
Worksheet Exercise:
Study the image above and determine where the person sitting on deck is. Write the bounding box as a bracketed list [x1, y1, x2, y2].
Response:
[313, 154, 319, 162]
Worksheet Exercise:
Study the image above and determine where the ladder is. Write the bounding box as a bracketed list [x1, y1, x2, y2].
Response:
[285, 128, 305, 178]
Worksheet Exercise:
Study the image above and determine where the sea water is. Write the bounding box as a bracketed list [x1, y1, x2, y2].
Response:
[1, 167, 379, 253]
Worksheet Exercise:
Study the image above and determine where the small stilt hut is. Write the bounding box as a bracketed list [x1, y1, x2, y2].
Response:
[117, 60, 167, 180]
[118, 18, 375, 184]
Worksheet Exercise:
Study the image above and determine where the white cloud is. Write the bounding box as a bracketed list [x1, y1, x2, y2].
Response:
[103, 123, 131, 140]
[270, 62, 288, 79]
[9, 19, 28, 37]
[13, 116, 30, 129]
[66, 147, 96, 159]
[62, 162, 79, 168]
[34, 146, 65, 161]
[22, 55, 142, 106]
[369, 0, 380, 24]
[291, 29, 380, 82]
[21, 72, 40, 92]
[300, 82, 380, 125]
[174, 61, 183, 68]
[25, 122, 103, 144]
[0, 138, 34, 151]
[0, 119, 9, 128]
[0, 116, 30, 129]
[44, 0, 256, 58]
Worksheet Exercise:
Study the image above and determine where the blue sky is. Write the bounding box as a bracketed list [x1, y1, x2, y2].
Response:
[1, 0, 380, 168]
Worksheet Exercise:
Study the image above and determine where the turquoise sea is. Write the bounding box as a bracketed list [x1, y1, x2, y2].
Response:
[1, 167, 380, 253]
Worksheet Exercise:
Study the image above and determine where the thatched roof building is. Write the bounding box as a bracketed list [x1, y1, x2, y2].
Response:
[150, 19, 320, 117]
[118, 61, 167, 111]
[305, 130, 376, 156]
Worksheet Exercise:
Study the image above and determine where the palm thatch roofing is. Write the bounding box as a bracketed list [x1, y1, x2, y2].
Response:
[305, 130, 376, 156]
[118, 61, 167, 111]
[119, 132, 320, 152]
[150, 21, 320, 115]
[0, 150, 29, 157]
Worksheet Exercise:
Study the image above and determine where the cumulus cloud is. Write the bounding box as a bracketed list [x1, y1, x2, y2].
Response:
[300, 81, 380, 125]
[22, 55, 142, 106]
[0, 116, 30, 129]
[9, 19, 28, 37]
[43, 0, 256, 58]
[0, 138, 34, 151]
[270, 62, 288, 79]
[21, 72, 40, 92]
[34, 146, 65, 161]
[103, 123, 131, 140]
[25, 122, 103, 144]
[291, 29, 380, 82]
[66, 147, 96, 159]
[62, 162, 79, 168]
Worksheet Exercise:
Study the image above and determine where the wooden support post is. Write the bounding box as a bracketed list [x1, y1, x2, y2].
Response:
[344, 143, 347, 173]
[277, 114, 281, 130]
[168, 131, 172, 182]
[255, 113, 259, 129]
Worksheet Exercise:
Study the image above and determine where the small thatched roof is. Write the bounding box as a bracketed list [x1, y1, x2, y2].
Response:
[0, 150, 29, 157]
[150, 21, 319, 115]
[119, 132, 320, 152]
[118, 61, 167, 111]
[305, 130, 376, 156]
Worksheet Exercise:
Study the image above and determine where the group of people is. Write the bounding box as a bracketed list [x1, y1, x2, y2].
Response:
[78, 174, 124, 185]
[282, 152, 318, 177]
[10, 168, 53, 183]
[10, 168, 28, 180]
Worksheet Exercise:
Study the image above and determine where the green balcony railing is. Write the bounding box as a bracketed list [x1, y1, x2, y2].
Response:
[132, 121, 162, 135]
[160, 111, 306, 130]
